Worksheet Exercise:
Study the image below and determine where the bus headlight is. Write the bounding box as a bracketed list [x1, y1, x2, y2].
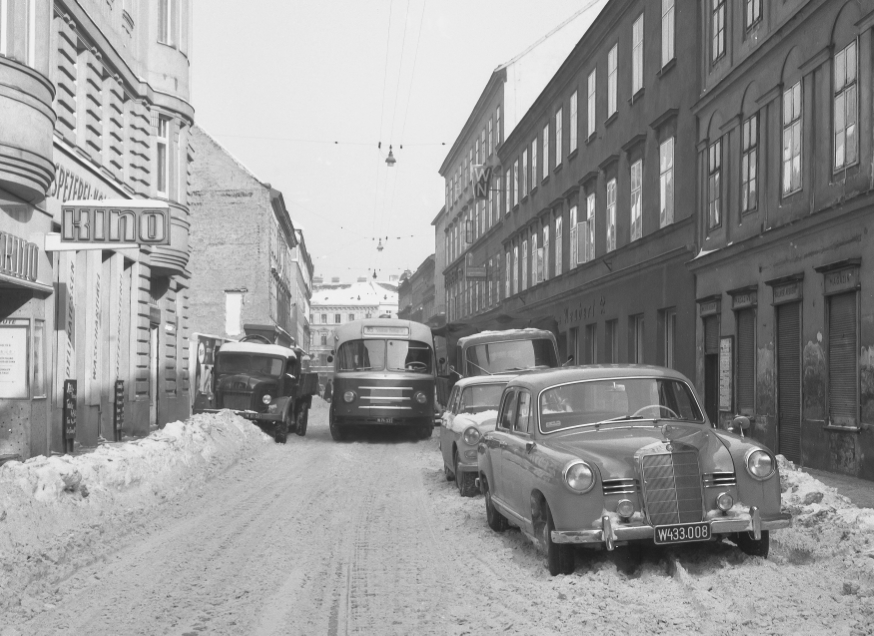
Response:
[261, 394, 272, 405]
[414, 391, 427, 404]
[462, 426, 481, 446]
[343, 391, 356, 403]
[563, 461, 595, 494]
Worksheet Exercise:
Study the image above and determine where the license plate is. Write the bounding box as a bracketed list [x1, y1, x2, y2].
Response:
[653, 521, 711, 545]
[375, 417, 393, 424]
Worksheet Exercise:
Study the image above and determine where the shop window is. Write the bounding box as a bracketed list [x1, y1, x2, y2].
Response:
[584, 323, 597, 364]
[828, 292, 858, 427]
[630, 314, 645, 363]
[605, 320, 618, 363]
[736, 308, 756, 414]
[662, 308, 676, 369]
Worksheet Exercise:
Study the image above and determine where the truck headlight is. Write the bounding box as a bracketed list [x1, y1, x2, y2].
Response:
[462, 426, 481, 445]
[745, 449, 775, 480]
[343, 391, 356, 403]
[261, 394, 272, 405]
[414, 391, 427, 404]
[563, 461, 595, 494]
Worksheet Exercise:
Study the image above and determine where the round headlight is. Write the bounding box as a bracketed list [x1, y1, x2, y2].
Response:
[261, 394, 272, 405]
[462, 426, 481, 446]
[746, 449, 775, 480]
[343, 391, 356, 403]
[616, 499, 634, 518]
[716, 491, 734, 511]
[563, 461, 595, 494]
[414, 391, 428, 404]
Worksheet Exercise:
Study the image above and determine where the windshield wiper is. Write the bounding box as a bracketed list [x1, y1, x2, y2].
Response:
[467, 361, 494, 375]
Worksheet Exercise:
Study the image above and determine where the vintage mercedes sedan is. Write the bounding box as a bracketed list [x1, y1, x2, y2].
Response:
[477, 365, 791, 576]
[440, 376, 510, 496]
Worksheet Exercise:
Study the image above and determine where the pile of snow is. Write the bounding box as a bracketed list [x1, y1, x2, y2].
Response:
[0, 411, 272, 612]
[776, 455, 874, 573]
[445, 410, 498, 434]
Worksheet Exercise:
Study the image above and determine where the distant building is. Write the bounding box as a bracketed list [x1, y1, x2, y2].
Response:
[290, 228, 315, 352]
[188, 127, 302, 348]
[309, 278, 399, 381]
[430, 206, 447, 329]
[397, 255, 435, 324]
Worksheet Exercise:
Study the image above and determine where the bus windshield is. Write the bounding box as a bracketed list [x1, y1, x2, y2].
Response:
[465, 338, 557, 375]
[338, 339, 433, 373]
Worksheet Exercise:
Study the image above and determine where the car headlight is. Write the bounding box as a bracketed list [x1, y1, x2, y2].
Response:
[462, 426, 481, 446]
[414, 391, 427, 404]
[343, 391, 356, 403]
[563, 461, 595, 494]
[745, 449, 775, 480]
[261, 394, 272, 405]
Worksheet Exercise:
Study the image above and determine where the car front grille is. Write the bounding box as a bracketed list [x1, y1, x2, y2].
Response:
[221, 393, 252, 411]
[640, 450, 703, 526]
[602, 478, 638, 496]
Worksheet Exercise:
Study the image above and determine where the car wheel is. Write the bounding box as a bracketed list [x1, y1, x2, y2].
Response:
[274, 419, 289, 444]
[295, 405, 309, 437]
[544, 503, 574, 576]
[329, 414, 345, 442]
[483, 476, 508, 533]
[734, 530, 769, 558]
[419, 421, 433, 440]
[455, 451, 477, 497]
[444, 464, 455, 482]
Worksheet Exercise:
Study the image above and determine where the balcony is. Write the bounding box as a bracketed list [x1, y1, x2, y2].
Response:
[150, 201, 190, 277]
[0, 57, 55, 201]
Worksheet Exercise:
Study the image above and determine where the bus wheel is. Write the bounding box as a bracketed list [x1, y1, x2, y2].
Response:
[419, 421, 433, 440]
[329, 419, 345, 442]
[274, 419, 289, 444]
[295, 404, 309, 437]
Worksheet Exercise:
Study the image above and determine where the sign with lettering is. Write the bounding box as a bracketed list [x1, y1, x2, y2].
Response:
[0, 320, 28, 399]
[466, 266, 487, 279]
[772, 281, 802, 305]
[49, 164, 109, 203]
[0, 232, 39, 282]
[699, 299, 720, 317]
[730, 290, 757, 310]
[558, 296, 606, 328]
[473, 165, 492, 200]
[114, 380, 124, 441]
[61, 199, 171, 246]
[719, 336, 733, 412]
[63, 380, 77, 451]
[824, 267, 859, 296]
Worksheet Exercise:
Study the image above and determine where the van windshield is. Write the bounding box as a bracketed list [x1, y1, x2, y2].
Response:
[337, 339, 433, 373]
[465, 338, 557, 375]
[215, 354, 285, 378]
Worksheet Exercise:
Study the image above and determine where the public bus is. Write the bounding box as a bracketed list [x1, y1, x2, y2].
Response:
[328, 318, 438, 441]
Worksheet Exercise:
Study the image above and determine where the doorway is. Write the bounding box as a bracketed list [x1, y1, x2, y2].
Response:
[149, 323, 159, 429]
[776, 302, 801, 463]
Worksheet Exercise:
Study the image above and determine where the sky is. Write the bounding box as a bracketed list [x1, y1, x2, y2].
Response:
[192, 1, 606, 284]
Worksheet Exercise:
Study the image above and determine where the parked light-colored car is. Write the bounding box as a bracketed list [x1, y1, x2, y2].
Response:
[440, 376, 510, 496]
[477, 365, 791, 575]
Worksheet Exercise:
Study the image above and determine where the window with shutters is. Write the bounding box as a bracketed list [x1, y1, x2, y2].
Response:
[630, 314, 645, 363]
[828, 292, 858, 428]
[736, 308, 756, 414]
[584, 323, 597, 364]
[605, 319, 618, 363]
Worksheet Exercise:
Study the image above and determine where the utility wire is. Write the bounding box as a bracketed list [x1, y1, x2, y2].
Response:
[398, 0, 426, 147]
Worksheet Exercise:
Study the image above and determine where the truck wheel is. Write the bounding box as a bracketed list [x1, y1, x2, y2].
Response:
[419, 420, 433, 440]
[329, 418, 345, 442]
[482, 476, 508, 532]
[544, 503, 574, 576]
[295, 405, 309, 437]
[455, 451, 477, 497]
[274, 419, 289, 444]
[734, 530, 769, 558]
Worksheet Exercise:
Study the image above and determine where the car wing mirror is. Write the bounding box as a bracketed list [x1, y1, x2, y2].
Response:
[727, 415, 751, 438]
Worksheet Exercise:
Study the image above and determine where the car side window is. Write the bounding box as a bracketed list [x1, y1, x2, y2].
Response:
[448, 387, 460, 414]
[499, 390, 518, 430]
[515, 390, 532, 434]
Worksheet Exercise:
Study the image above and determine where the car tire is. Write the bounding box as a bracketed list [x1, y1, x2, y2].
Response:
[455, 451, 477, 497]
[329, 419, 345, 442]
[734, 530, 769, 558]
[544, 504, 574, 576]
[274, 419, 289, 444]
[483, 477, 508, 533]
[419, 421, 433, 440]
[444, 464, 455, 482]
[295, 404, 309, 437]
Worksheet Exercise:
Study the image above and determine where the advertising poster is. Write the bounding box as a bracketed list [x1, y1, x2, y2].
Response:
[719, 336, 733, 412]
[0, 321, 29, 399]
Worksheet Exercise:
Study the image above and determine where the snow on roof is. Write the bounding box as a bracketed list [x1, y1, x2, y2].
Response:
[312, 279, 399, 308]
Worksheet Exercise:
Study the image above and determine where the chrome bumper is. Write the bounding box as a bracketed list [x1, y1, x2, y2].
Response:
[551, 506, 792, 549]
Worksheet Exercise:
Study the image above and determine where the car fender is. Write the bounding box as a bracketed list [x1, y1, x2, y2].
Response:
[713, 430, 782, 514]
[476, 439, 495, 488]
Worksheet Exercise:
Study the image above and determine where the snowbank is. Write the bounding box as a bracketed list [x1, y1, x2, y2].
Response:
[0, 411, 272, 612]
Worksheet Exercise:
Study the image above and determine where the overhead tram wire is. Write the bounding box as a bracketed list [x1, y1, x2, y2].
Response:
[373, 0, 395, 239]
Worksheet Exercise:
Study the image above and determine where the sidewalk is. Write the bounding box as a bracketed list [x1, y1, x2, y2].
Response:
[802, 467, 874, 509]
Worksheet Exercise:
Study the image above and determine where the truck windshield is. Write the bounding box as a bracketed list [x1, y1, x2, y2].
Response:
[459, 383, 507, 414]
[465, 338, 557, 375]
[338, 339, 433, 373]
[539, 378, 705, 433]
[215, 354, 284, 378]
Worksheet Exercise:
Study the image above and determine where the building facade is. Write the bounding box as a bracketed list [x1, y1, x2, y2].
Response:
[188, 127, 301, 349]
[441, 0, 700, 383]
[290, 228, 314, 351]
[429, 206, 447, 329]
[690, 0, 874, 479]
[309, 278, 399, 383]
[1, 0, 194, 461]
[397, 254, 435, 325]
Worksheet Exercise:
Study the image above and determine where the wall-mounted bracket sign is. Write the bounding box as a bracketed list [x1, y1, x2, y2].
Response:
[57, 199, 171, 248]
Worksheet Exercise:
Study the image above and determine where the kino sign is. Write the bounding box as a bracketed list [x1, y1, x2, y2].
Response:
[61, 200, 171, 246]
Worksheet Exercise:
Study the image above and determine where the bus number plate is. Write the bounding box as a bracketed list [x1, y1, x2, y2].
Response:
[376, 417, 393, 424]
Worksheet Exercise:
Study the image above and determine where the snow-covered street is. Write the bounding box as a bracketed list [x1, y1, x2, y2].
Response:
[1, 399, 874, 635]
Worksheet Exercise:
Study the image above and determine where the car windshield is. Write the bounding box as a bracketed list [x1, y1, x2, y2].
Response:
[459, 383, 506, 414]
[539, 378, 705, 433]
[215, 353, 284, 378]
[337, 339, 432, 373]
[465, 338, 557, 375]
